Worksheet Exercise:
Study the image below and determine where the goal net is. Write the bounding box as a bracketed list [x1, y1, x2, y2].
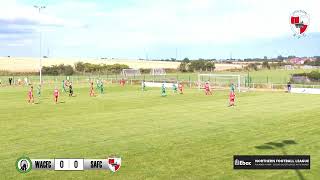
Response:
[198, 74, 241, 92]
[150, 68, 166, 76]
[122, 69, 141, 77]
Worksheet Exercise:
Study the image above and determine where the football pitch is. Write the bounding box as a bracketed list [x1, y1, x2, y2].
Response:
[1, 84, 319, 179]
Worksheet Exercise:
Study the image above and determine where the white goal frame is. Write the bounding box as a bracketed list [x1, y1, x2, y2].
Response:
[122, 69, 141, 77]
[150, 68, 166, 76]
[198, 74, 241, 92]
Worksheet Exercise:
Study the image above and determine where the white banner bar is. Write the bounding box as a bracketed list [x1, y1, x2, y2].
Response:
[291, 88, 320, 94]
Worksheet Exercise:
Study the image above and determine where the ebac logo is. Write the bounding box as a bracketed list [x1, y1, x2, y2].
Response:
[234, 159, 251, 166]
[290, 10, 310, 38]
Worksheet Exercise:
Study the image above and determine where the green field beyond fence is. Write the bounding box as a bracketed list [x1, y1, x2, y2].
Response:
[1, 69, 319, 92]
[0, 69, 315, 84]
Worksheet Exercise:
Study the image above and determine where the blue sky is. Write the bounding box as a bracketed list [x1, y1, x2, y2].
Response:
[0, 0, 319, 59]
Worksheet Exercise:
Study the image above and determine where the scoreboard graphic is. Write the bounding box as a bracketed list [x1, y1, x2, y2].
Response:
[16, 156, 121, 173]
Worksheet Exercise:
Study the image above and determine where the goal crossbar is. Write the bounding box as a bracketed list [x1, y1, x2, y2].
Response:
[198, 74, 241, 92]
[122, 69, 141, 77]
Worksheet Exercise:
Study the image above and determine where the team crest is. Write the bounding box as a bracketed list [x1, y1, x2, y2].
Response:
[290, 10, 310, 38]
[107, 157, 121, 172]
[16, 156, 32, 173]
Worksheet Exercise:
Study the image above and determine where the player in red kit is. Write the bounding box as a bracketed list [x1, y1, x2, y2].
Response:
[229, 91, 235, 106]
[178, 83, 184, 94]
[204, 82, 212, 95]
[120, 78, 125, 87]
[28, 86, 34, 104]
[53, 87, 59, 104]
[90, 81, 95, 96]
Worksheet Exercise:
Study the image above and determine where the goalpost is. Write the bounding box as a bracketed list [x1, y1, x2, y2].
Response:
[121, 69, 141, 77]
[150, 68, 166, 76]
[198, 74, 241, 92]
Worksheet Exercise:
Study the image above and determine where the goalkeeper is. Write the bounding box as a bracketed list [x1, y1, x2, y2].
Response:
[287, 81, 291, 93]
[161, 83, 167, 97]
[142, 80, 146, 91]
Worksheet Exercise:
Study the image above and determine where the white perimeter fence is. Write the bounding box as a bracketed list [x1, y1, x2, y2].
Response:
[1, 76, 320, 93]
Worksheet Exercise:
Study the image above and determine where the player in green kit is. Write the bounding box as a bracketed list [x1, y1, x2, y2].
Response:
[172, 83, 178, 93]
[100, 80, 104, 94]
[62, 80, 66, 93]
[36, 84, 41, 97]
[230, 83, 235, 93]
[97, 80, 101, 92]
[96, 80, 101, 90]
[161, 83, 167, 97]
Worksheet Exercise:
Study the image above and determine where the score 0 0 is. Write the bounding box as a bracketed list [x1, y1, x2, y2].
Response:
[54, 159, 84, 170]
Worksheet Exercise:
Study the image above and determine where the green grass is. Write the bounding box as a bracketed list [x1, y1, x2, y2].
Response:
[0, 84, 319, 179]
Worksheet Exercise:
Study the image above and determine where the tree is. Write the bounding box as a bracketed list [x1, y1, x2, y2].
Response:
[313, 56, 320, 60]
[42, 64, 74, 75]
[75, 62, 85, 72]
[246, 63, 258, 71]
[182, 57, 190, 63]
[178, 62, 188, 72]
[205, 61, 215, 72]
[189, 60, 206, 72]
[262, 61, 270, 69]
[304, 59, 320, 66]
[63, 65, 74, 75]
[74, 62, 129, 73]
[186, 60, 215, 72]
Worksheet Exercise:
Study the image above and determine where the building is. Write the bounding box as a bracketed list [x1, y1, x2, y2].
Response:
[287, 57, 315, 65]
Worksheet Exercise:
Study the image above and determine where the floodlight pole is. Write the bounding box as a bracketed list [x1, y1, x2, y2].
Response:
[34, 5, 46, 85]
[175, 48, 177, 60]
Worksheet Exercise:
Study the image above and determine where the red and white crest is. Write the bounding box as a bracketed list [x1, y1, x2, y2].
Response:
[107, 157, 121, 172]
[290, 10, 310, 38]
